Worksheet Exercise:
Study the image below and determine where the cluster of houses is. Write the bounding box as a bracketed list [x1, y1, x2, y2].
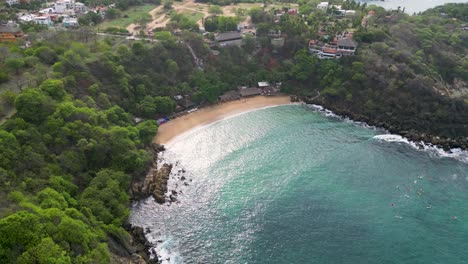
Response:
[309, 32, 358, 59]
[317, 2, 356, 16]
[170, 82, 281, 115]
[9, 0, 89, 29]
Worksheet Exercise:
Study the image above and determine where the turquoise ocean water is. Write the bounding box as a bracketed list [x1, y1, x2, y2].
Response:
[130, 105, 468, 264]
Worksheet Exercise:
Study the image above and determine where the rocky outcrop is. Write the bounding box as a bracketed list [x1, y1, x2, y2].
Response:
[145, 163, 173, 204]
[303, 97, 468, 150]
[109, 225, 158, 264]
[131, 143, 173, 203]
[124, 143, 173, 264]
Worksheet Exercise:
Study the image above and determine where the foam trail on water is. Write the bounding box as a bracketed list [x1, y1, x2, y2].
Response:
[147, 235, 182, 264]
[307, 104, 340, 118]
[373, 134, 468, 163]
[306, 104, 468, 164]
[306, 104, 379, 130]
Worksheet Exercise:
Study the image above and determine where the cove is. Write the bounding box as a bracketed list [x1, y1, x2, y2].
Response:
[131, 105, 468, 264]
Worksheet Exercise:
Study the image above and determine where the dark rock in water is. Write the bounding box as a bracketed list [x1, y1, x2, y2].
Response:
[180, 176, 186, 181]
[107, 225, 159, 264]
[150, 163, 173, 204]
[171, 190, 178, 195]
[169, 195, 177, 202]
[130, 253, 146, 264]
[184, 182, 189, 186]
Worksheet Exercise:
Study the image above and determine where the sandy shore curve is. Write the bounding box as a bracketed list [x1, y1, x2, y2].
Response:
[154, 95, 293, 144]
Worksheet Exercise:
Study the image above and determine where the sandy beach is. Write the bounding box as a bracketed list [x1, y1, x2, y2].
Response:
[154, 95, 293, 144]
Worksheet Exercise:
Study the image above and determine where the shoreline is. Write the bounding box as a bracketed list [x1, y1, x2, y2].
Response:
[303, 97, 468, 151]
[154, 95, 294, 144]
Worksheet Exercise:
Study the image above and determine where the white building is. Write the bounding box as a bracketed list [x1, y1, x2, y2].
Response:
[62, 17, 79, 27]
[55, 0, 87, 14]
[18, 14, 37, 23]
[55, 1, 67, 13]
[33, 16, 53, 27]
[6, 0, 18, 6]
[317, 2, 329, 10]
[39, 8, 55, 14]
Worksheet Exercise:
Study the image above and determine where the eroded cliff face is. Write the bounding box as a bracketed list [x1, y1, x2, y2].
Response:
[111, 143, 174, 264]
[109, 225, 158, 264]
[131, 143, 173, 204]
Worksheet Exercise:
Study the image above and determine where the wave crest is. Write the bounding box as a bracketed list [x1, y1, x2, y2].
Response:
[373, 134, 468, 163]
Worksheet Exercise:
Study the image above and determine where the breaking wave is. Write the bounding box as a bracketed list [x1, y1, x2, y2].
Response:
[373, 134, 468, 163]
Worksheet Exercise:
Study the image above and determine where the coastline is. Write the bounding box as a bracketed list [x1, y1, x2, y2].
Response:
[154, 95, 294, 144]
[303, 97, 468, 151]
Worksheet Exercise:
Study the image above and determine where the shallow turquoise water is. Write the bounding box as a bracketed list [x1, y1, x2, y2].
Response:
[131, 105, 468, 264]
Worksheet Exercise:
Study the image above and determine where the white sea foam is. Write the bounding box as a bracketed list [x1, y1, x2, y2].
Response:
[307, 105, 468, 164]
[147, 235, 182, 264]
[307, 104, 340, 118]
[306, 104, 379, 130]
[373, 134, 468, 163]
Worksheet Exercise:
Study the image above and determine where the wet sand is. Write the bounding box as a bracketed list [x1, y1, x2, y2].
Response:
[154, 95, 293, 144]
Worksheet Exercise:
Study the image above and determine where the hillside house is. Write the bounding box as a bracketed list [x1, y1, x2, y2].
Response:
[337, 38, 357, 55]
[308, 39, 324, 54]
[62, 17, 79, 27]
[0, 22, 23, 42]
[319, 45, 338, 59]
[33, 16, 53, 27]
[55, 0, 87, 14]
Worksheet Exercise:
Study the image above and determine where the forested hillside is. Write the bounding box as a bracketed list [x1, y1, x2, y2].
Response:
[283, 3, 468, 148]
[0, 29, 276, 263]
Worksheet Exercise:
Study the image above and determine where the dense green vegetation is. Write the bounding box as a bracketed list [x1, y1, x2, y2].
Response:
[0, 35, 161, 262]
[1, 1, 468, 263]
[285, 3, 468, 141]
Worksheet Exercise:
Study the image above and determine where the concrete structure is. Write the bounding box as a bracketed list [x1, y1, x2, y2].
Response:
[55, 0, 87, 14]
[337, 38, 357, 55]
[34, 16, 53, 27]
[62, 17, 79, 27]
[319, 45, 338, 59]
[308, 39, 324, 54]
[18, 14, 37, 23]
[6, 0, 18, 6]
[39, 8, 55, 14]
[271, 37, 285, 48]
[317, 2, 329, 10]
